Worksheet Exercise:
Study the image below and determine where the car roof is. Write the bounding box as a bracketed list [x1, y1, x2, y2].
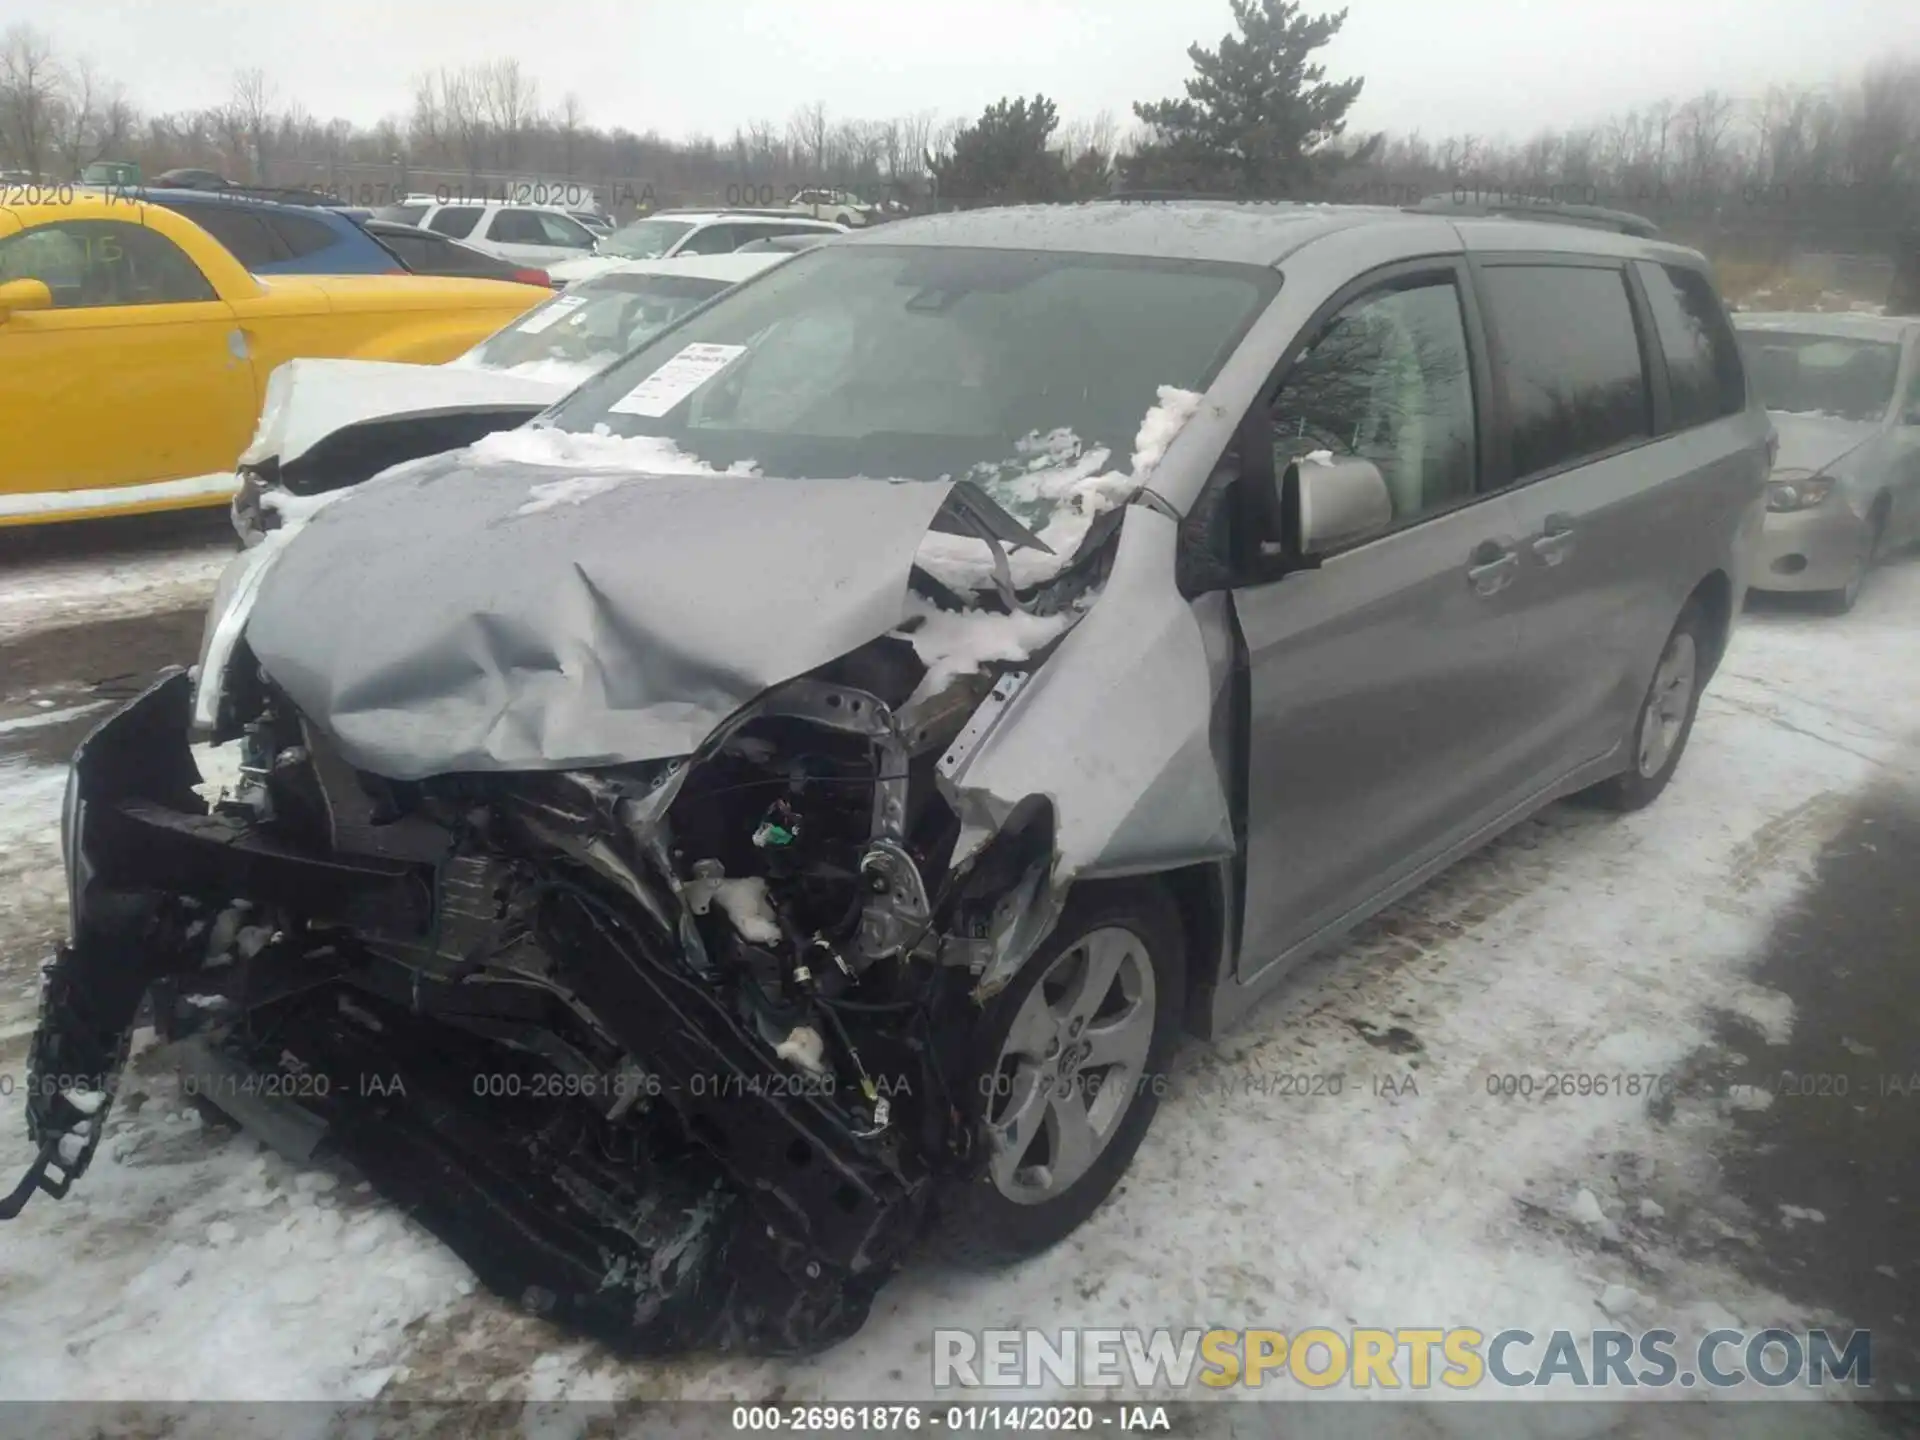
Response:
[1732, 311, 1915, 343]
[584, 253, 787, 283]
[138, 187, 355, 220]
[645, 210, 840, 225]
[838, 199, 1705, 269]
[426, 198, 585, 214]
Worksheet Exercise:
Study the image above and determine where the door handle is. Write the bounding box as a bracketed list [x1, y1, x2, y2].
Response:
[1467, 541, 1519, 597]
[1531, 513, 1576, 566]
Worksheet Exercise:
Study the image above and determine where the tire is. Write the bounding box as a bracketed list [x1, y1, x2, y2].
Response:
[1584, 601, 1710, 812]
[1818, 502, 1886, 615]
[938, 881, 1186, 1266]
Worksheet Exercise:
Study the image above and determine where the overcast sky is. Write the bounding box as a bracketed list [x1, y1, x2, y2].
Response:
[19, 0, 1919, 143]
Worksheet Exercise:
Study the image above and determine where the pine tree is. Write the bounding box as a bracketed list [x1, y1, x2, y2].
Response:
[1127, 0, 1373, 196]
[928, 95, 1070, 204]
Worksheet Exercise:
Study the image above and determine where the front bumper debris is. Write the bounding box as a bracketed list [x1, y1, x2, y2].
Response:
[1, 669, 935, 1354]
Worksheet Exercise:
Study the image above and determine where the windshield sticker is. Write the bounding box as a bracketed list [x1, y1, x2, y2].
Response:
[609, 343, 748, 416]
[515, 293, 589, 335]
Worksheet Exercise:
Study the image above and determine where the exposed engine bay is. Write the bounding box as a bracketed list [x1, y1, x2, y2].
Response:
[7, 544, 1086, 1356]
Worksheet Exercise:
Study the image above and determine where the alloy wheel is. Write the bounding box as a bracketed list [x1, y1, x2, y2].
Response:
[985, 926, 1157, 1205]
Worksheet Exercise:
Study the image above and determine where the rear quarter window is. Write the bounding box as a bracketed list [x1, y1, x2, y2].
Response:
[173, 204, 285, 268]
[1635, 260, 1746, 427]
[427, 206, 484, 239]
[1480, 262, 1652, 479]
[265, 211, 343, 260]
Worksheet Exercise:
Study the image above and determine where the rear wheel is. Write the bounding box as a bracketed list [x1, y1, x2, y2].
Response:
[1585, 602, 1708, 812]
[940, 882, 1184, 1265]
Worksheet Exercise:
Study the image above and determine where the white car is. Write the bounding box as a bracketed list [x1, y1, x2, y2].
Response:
[230, 252, 787, 542]
[370, 199, 601, 269]
[787, 188, 877, 227]
[549, 211, 846, 285]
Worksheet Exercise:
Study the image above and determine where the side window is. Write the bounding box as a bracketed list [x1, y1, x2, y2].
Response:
[427, 206, 483, 239]
[1635, 260, 1745, 427]
[1267, 278, 1479, 524]
[534, 212, 593, 247]
[1479, 264, 1650, 479]
[677, 224, 740, 255]
[1902, 346, 1920, 425]
[0, 220, 215, 309]
[172, 204, 286, 268]
[265, 211, 341, 259]
[488, 208, 544, 244]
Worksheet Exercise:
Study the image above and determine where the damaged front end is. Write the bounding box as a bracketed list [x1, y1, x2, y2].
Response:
[3, 479, 1130, 1357]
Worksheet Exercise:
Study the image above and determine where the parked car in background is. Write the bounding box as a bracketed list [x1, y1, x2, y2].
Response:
[153, 167, 230, 190]
[786, 187, 877, 227]
[12, 201, 1768, 1355]
[78, 160, 142, 187]
[570, 210, 615, 237]
[550, 210, 846, 283]
[141, 188, 405, 276]
[0, 192, 549, 524]
[361, 219, 552, 286]
[1733, 312, 1920, 611]
[374, 200, 599, 269]
[230, 251, 787, 541]
[369, 194, 440, 227]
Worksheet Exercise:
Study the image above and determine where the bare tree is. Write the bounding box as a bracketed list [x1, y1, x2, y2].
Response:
[479, 59, 539, 171]
[230, 67, 275, 182]
[439, 67, 486, 178]
[789, 101, 829, 177]
[555, 91, 586, 176]
[0, 24, 62, 175]
[1674, 90, 1737, 197]
[408, 71, 443, 165]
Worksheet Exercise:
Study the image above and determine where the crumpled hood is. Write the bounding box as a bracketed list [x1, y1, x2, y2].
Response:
[242, 451, 955, 780]
[1768, 413, 1880, 476]
[239, 359, 573, 469]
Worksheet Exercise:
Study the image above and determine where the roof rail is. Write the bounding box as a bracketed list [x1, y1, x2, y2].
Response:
[1406, 193, 1661, 238]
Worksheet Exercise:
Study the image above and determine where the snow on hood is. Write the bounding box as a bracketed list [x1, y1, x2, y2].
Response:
[914, 386, 1203, 593]
[242, 449, 961, 779]
[1767, 412, 1881, 476]
[237, 359, 574, 469]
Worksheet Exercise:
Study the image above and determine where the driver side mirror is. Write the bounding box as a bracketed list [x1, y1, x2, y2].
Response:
[0, 277, 53, 321]
[1284, 454, 1393, 555]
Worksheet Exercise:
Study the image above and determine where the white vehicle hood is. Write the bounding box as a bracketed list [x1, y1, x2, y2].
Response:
[239, 359, 575, 470]
[547, 255, 624, 285]
[1767, 412, 1882, 476]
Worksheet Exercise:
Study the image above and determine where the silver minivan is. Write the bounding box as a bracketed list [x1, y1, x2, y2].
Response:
[14, 202, 1769, 1354]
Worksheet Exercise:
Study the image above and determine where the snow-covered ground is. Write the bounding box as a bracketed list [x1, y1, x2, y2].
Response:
[1, 540, 1917, 1425]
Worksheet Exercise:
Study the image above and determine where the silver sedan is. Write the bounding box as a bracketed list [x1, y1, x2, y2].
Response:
[1734, 312, 1920, 611]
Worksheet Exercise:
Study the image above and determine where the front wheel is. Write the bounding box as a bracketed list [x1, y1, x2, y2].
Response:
[1584, 602, 1708, 812]
[939, 882, 1185, 1266]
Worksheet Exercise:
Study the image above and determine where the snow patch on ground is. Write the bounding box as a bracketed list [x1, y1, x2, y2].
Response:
[0, 540, 230, 641]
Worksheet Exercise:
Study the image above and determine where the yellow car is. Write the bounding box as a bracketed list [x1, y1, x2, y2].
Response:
[0, 193, 550, 526]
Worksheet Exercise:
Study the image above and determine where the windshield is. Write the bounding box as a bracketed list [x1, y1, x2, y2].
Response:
[545, 245, 1278, 531]
[599, 219, 695, 260]
[457, 270, 737, 382]
[1735, 332, 1901, 422]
